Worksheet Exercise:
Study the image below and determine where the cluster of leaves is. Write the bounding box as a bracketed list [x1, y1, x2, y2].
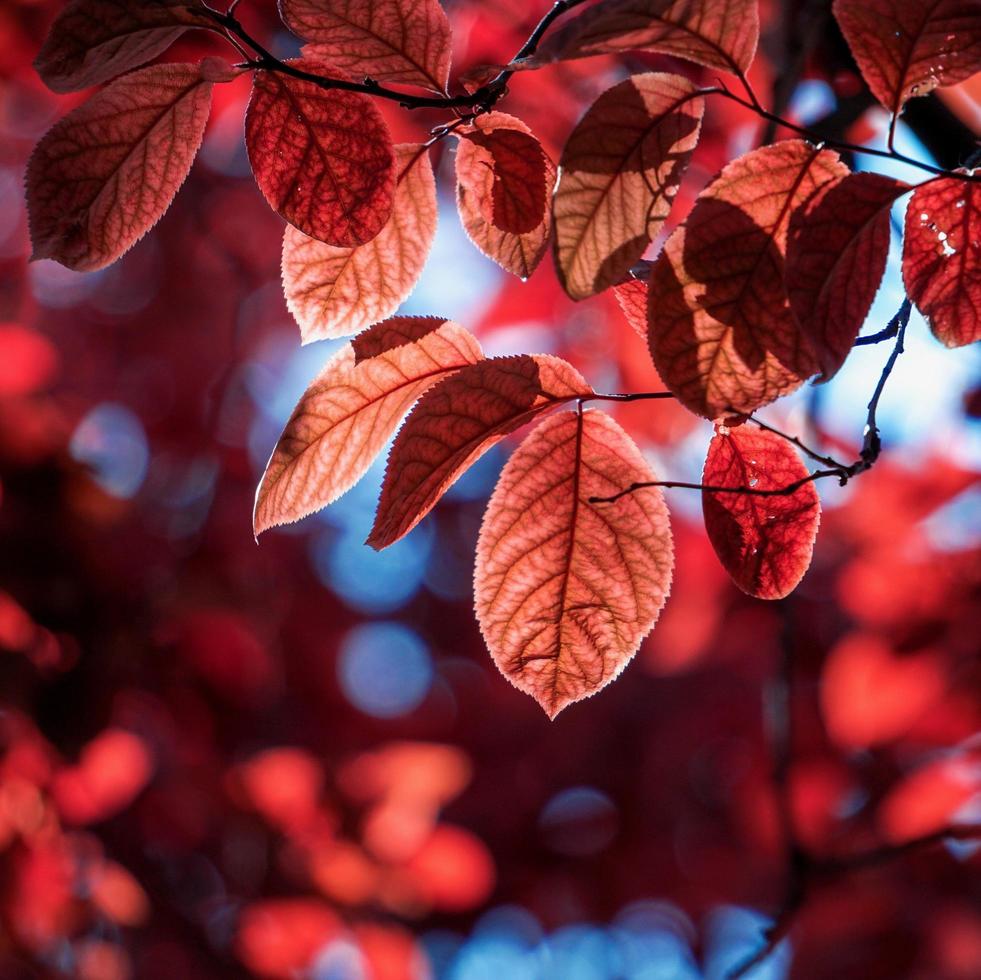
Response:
[25, 0, 981, 721]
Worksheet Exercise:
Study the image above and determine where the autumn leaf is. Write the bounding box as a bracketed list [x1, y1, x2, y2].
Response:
[27, 59, 232, 272]
[701, 424, 821, 599]
[786, 172, 910, 381]
[833, 0, 981, 118]
[245, 60, 395, 246]
[648, 140, 848, 419]
[475, 408, 673, 719]
[552, 73, 704, 301]
[902, 174, 981, 348]
[368, 355, 593, 550]
[254, 317, 482, 536]
[613, 263, 652, 340]
[456, 114, 556, 279]
[282, 144, 437, 342]
[33, 0, 215, 94]
[529, 0, 760, 74]
[281, 0, 453, 93]
[456, 113, 550, 235]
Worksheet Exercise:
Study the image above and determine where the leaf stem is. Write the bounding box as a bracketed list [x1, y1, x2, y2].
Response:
[591, 302, 911, 506]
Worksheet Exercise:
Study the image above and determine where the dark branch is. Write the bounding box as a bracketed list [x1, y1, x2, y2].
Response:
[591, 302, 911, 506]
[203, 0, 587, 112]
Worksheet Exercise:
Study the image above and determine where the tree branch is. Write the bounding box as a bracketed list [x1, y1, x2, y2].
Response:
[590, 302, 911, 506]
[203, 0, 587, 112]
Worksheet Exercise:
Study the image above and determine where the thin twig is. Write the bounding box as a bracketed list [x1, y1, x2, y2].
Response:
[591, 302, 911, 506]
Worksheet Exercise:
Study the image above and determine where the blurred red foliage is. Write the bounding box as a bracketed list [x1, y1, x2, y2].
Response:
[0, 2, 978, 978]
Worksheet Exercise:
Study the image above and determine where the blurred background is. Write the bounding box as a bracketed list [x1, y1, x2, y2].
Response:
[0, 1, 979, 977]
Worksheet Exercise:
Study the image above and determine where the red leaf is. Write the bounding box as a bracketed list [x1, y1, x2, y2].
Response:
[27, 60, 229, 272]
[786, 172, 910, 380]
[531, 0, 760, 74]
[254, 317, 482, 536]
[553, 72, 704, 300]
[648, 140, 848, 419]
[281, 0, 452, 93]
[701, 424, 821, 599]
[902, 174, 981, 347]
[455, 113, 556, 279]
[33, 0, 214, 94]
[245, 60, 395, 246]
[368, 355, 593, 549]
[613, 263, 652, 339]
[475, 408, 673, 718]
[833, 0, 981, 116]
[282, 144, 437, 342]
[456, 113, 550, 235]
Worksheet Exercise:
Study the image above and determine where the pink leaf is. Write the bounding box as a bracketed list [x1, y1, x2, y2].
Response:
[833, 0, 981, 117]
[254, 316, 482, 536]
[475, 408, 673, 718]
[27, 60, 230, 272]
[902, 174, 981, 348]
[455, 113, 557, 279]
[648, 140, 848, 419]
[701, 424, 821, 599]
[34, 0, 215, 94]
[245, 59, 395, 246]
[786, 172, 910, 381]
[282, 144, 437, 342]
[368, 355, 593, 549]
[281, 0, 453, 92]
[553, 73, 704, 300]
[531, 0, 760, 74]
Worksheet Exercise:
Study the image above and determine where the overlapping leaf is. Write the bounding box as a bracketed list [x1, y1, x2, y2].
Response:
[281, 0, 452, 92]
[254, 317, 482, 536]
[529, 0, 759, 74]
[903, 175, 981, 347]
[282, 144, 437, 342]
[786, 172, 910, 381]
[833, 0, 981, 117]
[245, 60, 395, 246]
[475, 408, 673, 719]
[648, 140, 848, 419]
[27, 60, 230, 272]
[34, 0, 214, 94]
[456, 114, 550, 235]
[368, 355, 593, 549]
[456, 114, 556, 279]
[553, 73, 704, 301]
[701, 424, 821, 599]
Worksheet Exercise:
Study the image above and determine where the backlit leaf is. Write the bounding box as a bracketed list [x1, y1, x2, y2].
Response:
[530, 0, 760, 74]
[648, 140, 848, 419]
[475, 408, 673, 719]
[786, 172, 910, 381]
[902, 174, 981, 347]
[245, 60, 395, 246]
[282, 144, 437, 342]
[833, 0, 981, 116]
[368, 355, 593, 549]
[613, 263, 652, 339]
[27, 60, 229, 272]
[456, 114, 556, 279]
[34, 0, 214, 94]
[281, 0, 452, 92]
[254, 317, 482, 536]
[553, 73, 704, 300]
[701, 424, 821, 599]
[456, 113, 549, 235]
